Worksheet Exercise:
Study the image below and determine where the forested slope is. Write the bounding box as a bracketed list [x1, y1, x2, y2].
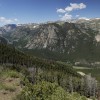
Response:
[0, 43, 98, 100]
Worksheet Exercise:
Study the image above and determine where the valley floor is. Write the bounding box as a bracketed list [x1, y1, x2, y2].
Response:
[73, 66, 100, 82]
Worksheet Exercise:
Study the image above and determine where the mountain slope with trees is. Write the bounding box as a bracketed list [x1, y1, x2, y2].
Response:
[1, 19, 100, 64]
[0, 43, 99, 100]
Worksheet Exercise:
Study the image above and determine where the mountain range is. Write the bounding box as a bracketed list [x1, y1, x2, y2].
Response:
[1, 18, 100, 65]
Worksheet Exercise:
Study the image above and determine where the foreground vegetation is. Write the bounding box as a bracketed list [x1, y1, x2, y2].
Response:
[0, 43, 99, 100]
[0, 66, 90, 100]
[16, 81, 88, 100]
[0, 66, 22, 100]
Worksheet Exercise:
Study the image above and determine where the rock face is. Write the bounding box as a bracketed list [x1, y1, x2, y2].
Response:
[76, 18, 100, 41]
[1, 18, 100, 62]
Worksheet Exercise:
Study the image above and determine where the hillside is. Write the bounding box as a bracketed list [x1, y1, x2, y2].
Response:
[0, 43, 98, 100]
[0, 43, 79, 76]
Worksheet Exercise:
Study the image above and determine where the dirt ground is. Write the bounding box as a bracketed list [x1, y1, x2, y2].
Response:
[0, 77, 22, 100]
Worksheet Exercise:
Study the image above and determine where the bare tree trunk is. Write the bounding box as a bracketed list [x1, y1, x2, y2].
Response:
[97, 90, 100, 100]
[69, 76, 73, 93]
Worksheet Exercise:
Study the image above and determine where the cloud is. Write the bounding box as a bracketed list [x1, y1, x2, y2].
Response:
[57, 8, 66, 13]
[57, 3, 86, 21]
[14, 18, 18, 21]
[0, 17, 19, 24]
[60, 13, 72, 21]
[65, 3, 86, 12]
[57, 3, 86, 14]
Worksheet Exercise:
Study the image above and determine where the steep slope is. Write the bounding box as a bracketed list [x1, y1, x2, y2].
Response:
[6, 22, 97, 51]
[76, 18, 100, 43]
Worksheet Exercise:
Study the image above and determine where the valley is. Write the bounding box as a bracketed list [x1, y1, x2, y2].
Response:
[0, 19, 100, 100]
[0, 0, 100, 100]
[74, 66, 100, 82]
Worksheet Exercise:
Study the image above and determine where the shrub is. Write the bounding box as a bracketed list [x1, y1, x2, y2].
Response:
[15, 81, 88, 100]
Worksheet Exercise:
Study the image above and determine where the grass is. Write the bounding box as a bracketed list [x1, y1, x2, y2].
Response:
[4, 86, 16, 92]
[0, 68, 21, 92]
[0, 83, 5, 90]
[0, 83, 16, 92]
[0, 70, 20, 78]
[0, 69, 21, 92]
[0, 66, 24, 100]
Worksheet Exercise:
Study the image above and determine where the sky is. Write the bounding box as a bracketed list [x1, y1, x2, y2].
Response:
[0, 0, 100, 26]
